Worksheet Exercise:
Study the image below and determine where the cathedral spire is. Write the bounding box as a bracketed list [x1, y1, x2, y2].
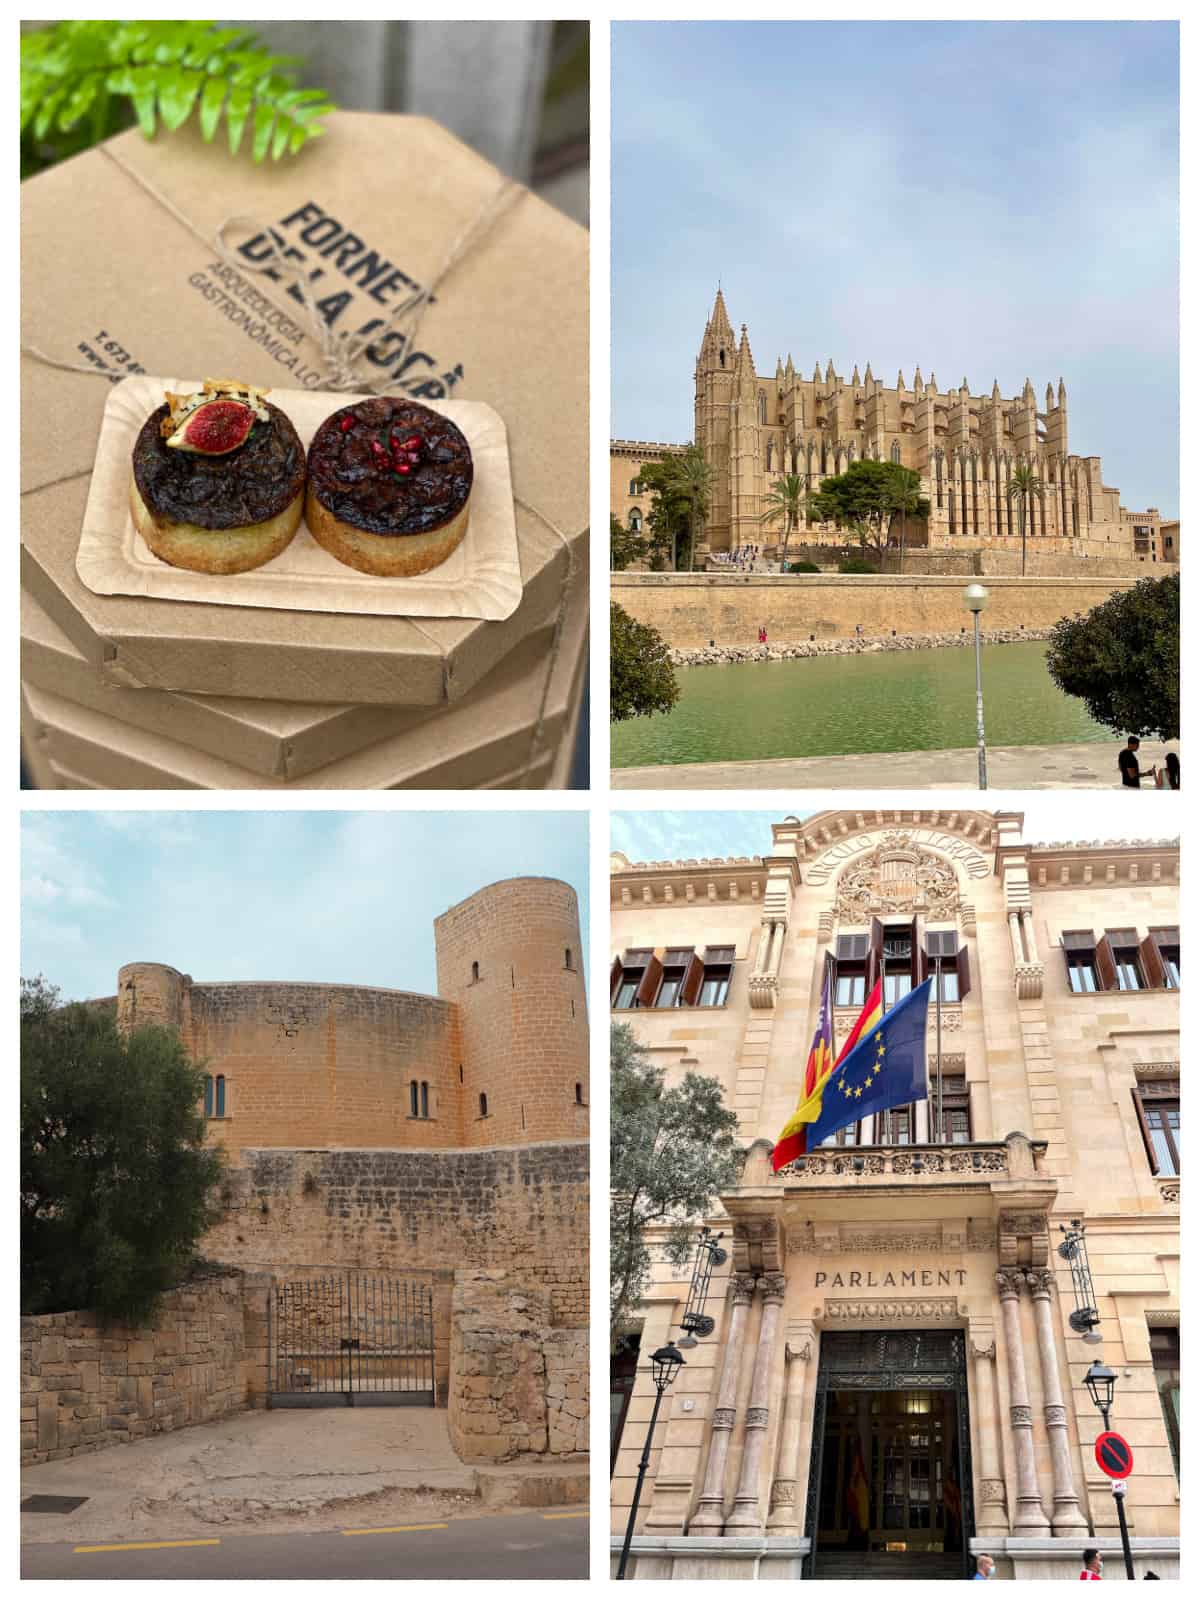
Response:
[709, 285, 734, 343]
[864, 361, 873, 385]
[851, 364, 860, 386]
[992, 378, 1001, 400]
[776, 356, 785, 382]
[1058, 376, 1067, 401]
[735, 324, 757, 394]
[960, 376, 969, 395]
[825, 358, 835, 383]
[897, 368, 906, 392]
[785, 353, 795, 380]
[1046, 381, 1055, 409]
[1022, 376, 1035, 401]
[813, 360, 822, 383]
[928, 372, 937, 394]
[913, 365, 923, 395]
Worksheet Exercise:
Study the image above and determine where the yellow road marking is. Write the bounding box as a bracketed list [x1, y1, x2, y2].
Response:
[542, 1510, 589, 1519]
[341, 1523, 448, 1537]
[74, 1540, 221, 1554]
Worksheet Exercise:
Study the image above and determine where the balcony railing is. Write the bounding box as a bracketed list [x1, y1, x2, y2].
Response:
[774, 1139, 1039, 1184]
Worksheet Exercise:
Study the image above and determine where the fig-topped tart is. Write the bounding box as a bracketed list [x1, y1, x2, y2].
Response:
[130, 379, 305, 574]
[305, 397, 474, 576]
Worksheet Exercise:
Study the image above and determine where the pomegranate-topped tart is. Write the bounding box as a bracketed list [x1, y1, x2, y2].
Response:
[130, 379, 305, 574]
[305, 397, 473, 576]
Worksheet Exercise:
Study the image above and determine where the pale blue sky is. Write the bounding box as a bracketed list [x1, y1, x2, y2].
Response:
[613, 21, 1178, 517]
[22, 811, 590, 1004]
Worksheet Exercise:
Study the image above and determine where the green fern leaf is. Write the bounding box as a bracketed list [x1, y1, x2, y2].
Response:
[197, 76, 227, 143]
[126, 64, 159, 138]
[158, 67, 203, 132]
[57, 73, 102, 131]
[33, 89, 68, 142]
[270, 115, 292, 162]
[251, 100, 276, 163]
[225, 81, 253, 156]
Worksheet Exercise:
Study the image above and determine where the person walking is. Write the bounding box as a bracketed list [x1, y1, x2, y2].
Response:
[973, 1554, 995, 1580]
[1080, 1548, 1103, 1579]
[1165, 751, 1180, 790]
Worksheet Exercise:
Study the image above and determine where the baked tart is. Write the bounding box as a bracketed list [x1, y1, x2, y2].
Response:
[130, 379, 305, 574]
[305, 398, 473, 577]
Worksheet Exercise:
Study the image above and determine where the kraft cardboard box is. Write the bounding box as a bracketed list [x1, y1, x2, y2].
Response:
[22, 580, 586, 791]
[21, 586, 572, 781]
[21, 112, 587, 708]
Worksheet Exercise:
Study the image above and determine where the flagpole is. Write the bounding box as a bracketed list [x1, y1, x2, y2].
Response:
[935, 953, 943, 1142]
[875, 943, 888, 1147]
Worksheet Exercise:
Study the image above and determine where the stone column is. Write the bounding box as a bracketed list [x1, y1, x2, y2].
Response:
[1026, 1269, 1087, 1533]
[995, 1268, 1050, 1534]
[1020, 909, 1040, 964]
[754, 923, 772, 977]
[766, 1332, 812, 1535]
[970, 1335, 1010, 1533]
[690, 1275, 756, 1532]
[1007, 909, 1025, 965]
[726, 1273, 788, 1532]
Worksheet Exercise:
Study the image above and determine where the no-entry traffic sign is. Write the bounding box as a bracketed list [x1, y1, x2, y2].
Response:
[1095, 1431, 1134, 1479]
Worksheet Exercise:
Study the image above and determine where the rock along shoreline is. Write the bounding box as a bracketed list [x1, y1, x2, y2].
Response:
[670, 626, 1054, 669]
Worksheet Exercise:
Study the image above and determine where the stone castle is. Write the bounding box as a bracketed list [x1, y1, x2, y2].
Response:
[611, 289, 1168, 568]
[24, 877, 589, 1473]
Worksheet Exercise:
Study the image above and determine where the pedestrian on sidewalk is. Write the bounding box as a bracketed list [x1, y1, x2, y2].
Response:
[1118, 737, 1148, 789]
[973, 1553, 995, 1579]
[1080, 1548, 1103, 1579]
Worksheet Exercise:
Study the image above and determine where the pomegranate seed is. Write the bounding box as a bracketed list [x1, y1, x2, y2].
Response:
[339, 415, 355, 432]
[404, 434, 422, 451]
[396, 462, 413, 475]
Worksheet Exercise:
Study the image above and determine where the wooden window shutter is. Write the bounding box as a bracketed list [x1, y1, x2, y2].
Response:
[1140, 934, 1166, 989]
[681, 951, 705, 1006]
[610, 954, 624, 1001]
[869, 918, 884, 992]
[955, 941, 971, 1000]
[1095, 934, 1118, 992]
[1131, 1086, 1159, 1174]
[635, 954, 663, 1008]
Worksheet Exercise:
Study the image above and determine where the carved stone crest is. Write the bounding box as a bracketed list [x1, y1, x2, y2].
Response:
[834, 831, 960, 922]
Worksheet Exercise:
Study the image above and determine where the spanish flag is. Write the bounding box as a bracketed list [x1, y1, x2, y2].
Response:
[771, 974, 884, 1171]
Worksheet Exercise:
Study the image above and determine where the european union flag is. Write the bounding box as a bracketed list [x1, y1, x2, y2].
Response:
[806, 978, 932, 1148]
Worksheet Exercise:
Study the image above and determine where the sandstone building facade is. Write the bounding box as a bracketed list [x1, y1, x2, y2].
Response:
[609, 814, 1179, 1579]
[612, 290, 1166, 568]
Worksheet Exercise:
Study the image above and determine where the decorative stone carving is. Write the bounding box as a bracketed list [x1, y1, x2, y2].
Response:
[776, 1142, 1003, 1182]
[760, 1272, 788, 1304]
[1134, 1060, 1181, 1078]
[995, 1268, 1025, 1300]
[769, 1479, 796, 1508]
[786, 1341, 812, 1363]
[971, 1340, 997, 1361]
[816, 909, 834, 943]
[1025, 1268, 1055, 1297]
[1010, 1403, 1032, 1426]
[732, 1220, 783, 1274]
[1156, 1179, 1180, 1205]
[731, 1274, 757, 1306]
[1014, 961, 1045, 999]
[980, 1478, 1007, 1504]
[748, 973, 777, 1010]
[786, 1222, 996, 1253]
[928, 1052, 966, 1074]
[821, 1296, 961, 1325]
[833, 831, 961, 921]
[1146, 1309, 1180, 1327]
[1044, 1404, 1067, 1426]
[712, 1406, 736, 1430]
[746, 1406, 769, 1427]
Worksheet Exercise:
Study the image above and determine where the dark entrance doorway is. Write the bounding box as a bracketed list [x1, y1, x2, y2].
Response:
[268, 1274, 435, 1407]
[804, 1330, 973, 1580]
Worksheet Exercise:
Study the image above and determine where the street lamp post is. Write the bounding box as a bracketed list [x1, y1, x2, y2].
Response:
[616, 1342, 685, 1580]
[1084, 1359, 1136, 1580]
[963, 584, 989, 789]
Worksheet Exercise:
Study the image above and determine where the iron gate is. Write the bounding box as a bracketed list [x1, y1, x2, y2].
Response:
[803, 1329, 974, 1579]
[269, 1275, 435, 1407]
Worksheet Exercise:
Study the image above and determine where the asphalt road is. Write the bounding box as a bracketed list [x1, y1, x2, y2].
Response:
[20, 1507, 589, 1580]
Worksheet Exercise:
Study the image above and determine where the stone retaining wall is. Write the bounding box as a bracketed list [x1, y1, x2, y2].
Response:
[447, 1271, 588, 1463]
[20, 1272, 269, 1467]
[670, 626, 1053, 669]
[613, 572, 1133, 650]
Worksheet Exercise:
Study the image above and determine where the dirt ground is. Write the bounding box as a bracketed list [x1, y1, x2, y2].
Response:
[21, 1408, 492, 1545]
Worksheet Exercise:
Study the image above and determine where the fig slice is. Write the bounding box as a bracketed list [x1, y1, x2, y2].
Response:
[165, 399, 257, 455]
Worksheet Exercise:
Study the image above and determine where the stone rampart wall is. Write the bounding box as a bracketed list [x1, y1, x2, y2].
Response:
[20, 1272, 269, 1467]
[203, 1141, 588, 1327]
[612, 572, 1133, 649]
[447, 1271, 588, 1463]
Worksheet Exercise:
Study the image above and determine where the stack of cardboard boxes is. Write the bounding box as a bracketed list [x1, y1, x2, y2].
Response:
[21, 114, 588, 789]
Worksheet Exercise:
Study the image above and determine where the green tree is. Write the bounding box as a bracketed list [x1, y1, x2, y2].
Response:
[808, 459, 925, 558]
[611, 603, 680, 723]
[640, 446, 714, 571]
[1045, 573, 1179, 741]
[672, 445, 716, 572]
[759, 473, 806, 570]
[883, 465, 930, 572]
[610, 1023, 742, 1335]
[21, 979, 226, 1322]
[1007, 463, 1045, 577]
[610, 514, 642, 572]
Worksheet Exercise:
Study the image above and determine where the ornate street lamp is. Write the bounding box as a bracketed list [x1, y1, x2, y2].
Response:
[1058, 1220, 1103, 1342]
[616, 1342, 685, 1580]
[677, 1228, 727, 1348]
[963, 584, 989, 789]
[1083, 1359, 1134, 1579]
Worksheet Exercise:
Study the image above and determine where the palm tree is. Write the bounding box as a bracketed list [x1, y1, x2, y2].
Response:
[884, 468, 927, 574]
[670, 445, 715, 572]
[758, 474, 806, 570]
[1007, 463, 1045, 577]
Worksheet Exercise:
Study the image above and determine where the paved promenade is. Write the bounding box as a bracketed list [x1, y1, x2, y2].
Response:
[612, 740, 1180, 790]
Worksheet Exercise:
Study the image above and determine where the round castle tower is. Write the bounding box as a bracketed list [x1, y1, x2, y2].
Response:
[117, 962, 191, 1035]
[434, 876, 589, 1147]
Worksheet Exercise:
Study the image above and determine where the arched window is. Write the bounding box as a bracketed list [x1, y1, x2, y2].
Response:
[757, 391, 767, 425]
[575, 1082, 584, 1105]
[479, 1092, 488, 1118]
[471, 960, 480, 982]
[203, 1075, 214, 1118]
[891, 440, 901, 464]
[629, 509, 642, 535]
[420, 1081, 429, 1119]
[215, 1075, 226, 1117]
[410, 1080, 419, 1116]
[564, 948, 573, 970]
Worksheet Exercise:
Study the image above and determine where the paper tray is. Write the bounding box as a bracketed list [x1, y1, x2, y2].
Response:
[75, 377, 522, 622]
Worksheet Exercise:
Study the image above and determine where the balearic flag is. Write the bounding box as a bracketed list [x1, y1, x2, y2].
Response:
[804, 977, 932, 1149]
[770, 962, 836, 1171]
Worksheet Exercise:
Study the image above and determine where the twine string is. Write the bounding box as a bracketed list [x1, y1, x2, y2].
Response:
[20, 150, 577, 786]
